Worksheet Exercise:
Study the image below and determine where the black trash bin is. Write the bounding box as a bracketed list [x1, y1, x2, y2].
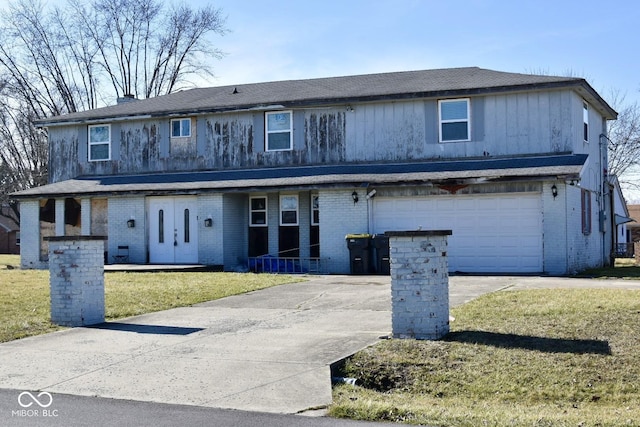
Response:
[346, 234, 371, 274]
[372, 234, 390, 275]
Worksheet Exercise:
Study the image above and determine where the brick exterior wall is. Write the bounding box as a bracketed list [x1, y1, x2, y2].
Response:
[542, 181, 568, 275]
[318, 189, 369, 274]
[198, 194, 224, 266]
[298, 192, 311, 259]
[388, 231, 451, 340]
[222, 193, 247, 270]
[267, 193, 279, 256]
[108, 196, 146, 263]
[47, 237, 105, 326]
[19, 200, 46, 269]
[81, 198, 91, 235]
[542, 181, 605, 275]
[19, 182, 607, 274]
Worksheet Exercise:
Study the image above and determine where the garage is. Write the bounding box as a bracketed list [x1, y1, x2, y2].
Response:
[372, 193, 543, 273]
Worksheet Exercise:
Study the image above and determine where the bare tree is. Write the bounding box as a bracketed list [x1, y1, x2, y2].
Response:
[68, 0, 226, 99]
[0, 0, 227, 223]
[606, 92, 640, 184]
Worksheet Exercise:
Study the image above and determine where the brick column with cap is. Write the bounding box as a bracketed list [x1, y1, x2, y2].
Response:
[45, 236, 106, 326]
[385, 230, 452, 340]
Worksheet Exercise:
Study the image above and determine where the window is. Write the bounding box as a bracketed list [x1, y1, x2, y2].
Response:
[158, 209, 164, 243]
[15, 231, 20, 246]
[171, 118, 191, 138]
[280, 194, 298, 226]
[88, 124, 111, 161]
[184, 209, 190, 243]
[583, 102, 589, 142]
[311, 194, 319, 225]
[250, 196, 268, 226]
[581, 189, 591, 235]
[439, 99, 470, 142]
[266, 111, 293, 151]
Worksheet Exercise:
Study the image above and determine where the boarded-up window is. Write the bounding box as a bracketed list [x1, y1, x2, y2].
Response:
[581, 189, 591, 235]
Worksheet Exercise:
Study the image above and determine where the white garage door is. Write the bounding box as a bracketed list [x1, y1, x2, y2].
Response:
[372, 193, 542, 273]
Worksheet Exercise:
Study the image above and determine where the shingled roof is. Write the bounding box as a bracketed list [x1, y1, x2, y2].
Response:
[35, 67, 617, 126]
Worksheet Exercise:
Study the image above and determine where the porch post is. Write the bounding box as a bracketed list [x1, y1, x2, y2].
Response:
[55, 198, 65, 236]
[81, 198, 92, 236]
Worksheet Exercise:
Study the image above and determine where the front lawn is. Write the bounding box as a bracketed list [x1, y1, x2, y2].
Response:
[0, 255, 299, 343]
[330, 288, 640, 426]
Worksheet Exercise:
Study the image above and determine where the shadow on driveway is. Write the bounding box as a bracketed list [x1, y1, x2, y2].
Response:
[87, 322, 204, 335]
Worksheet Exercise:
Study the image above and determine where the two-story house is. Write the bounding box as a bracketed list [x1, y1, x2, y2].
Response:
[13, 67, 617, 275]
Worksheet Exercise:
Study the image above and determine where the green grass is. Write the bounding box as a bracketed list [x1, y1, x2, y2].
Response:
[330, 288, 640, 426]
[0, 255, 299, 343]
[578, 258, 640, 278]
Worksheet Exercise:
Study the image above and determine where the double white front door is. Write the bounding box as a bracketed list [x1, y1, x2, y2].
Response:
[148, 196, 198, 264]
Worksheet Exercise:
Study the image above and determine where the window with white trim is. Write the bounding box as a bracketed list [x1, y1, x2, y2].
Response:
[311, 194, 319, 225]
[250, 196, 268, 226]
[280, 194, 298, 226]
[265, 111, 293, 151]
[583, 102, 589, 142]
[88, 124, 111, 161]
[438, 98, 470, 142]
[171, 118, 192, 138]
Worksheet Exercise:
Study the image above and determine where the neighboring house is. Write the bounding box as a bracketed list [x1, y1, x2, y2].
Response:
[626, 205, 640, 243]
[0, 214, 20, 254]
[610, 176, 633, 257]
[13, 67, 618, 274]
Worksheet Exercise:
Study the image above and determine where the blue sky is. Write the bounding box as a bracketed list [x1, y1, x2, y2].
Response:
[201, 0, 640, 200]
[204, 0, 640, 107]
[18, 0, 640, 198]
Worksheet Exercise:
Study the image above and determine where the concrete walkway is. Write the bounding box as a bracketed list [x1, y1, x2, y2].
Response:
[1, 274, 638, 414]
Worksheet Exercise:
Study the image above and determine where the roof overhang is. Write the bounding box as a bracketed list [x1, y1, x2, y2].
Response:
[11, 154, 588, 200]
[615, 214, 635, 226]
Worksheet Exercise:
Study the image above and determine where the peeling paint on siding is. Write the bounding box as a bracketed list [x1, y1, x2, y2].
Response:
[46, 90, 591, 183]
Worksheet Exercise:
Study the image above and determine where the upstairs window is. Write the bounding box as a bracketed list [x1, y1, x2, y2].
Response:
[171, 118, 191, 138]
[439, 98, 470, 142]
[88, 124, 111, 161]
[266, 111, 293, 151]
[583, 102, 589, 142]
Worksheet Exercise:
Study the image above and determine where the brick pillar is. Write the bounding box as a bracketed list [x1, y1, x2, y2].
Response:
[54, 199, 66, 236]
[45, 236, 106, 326]
[386, 230, 452, 340]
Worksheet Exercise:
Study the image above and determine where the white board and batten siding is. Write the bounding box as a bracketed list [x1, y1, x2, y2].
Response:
[372, 193, 543, 273]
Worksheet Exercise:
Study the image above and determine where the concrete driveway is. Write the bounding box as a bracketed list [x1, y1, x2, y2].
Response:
[0, 274, 638, 415]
